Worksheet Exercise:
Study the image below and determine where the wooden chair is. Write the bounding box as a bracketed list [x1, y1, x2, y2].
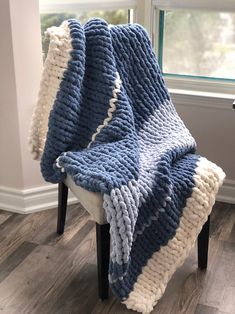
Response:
[57, 180, 210, 301]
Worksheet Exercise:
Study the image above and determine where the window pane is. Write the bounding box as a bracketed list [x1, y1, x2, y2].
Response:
[160, 10, 235, 80]
[41, 10, 129, 59]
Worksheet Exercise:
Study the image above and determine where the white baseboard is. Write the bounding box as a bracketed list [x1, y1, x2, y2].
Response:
[0, 184, 78, 214]
[216, 179, 235, 204]
[0, 178, 234, 214]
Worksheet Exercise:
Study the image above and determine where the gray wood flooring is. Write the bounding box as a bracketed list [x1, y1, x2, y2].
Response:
[0, 201, 234, 314]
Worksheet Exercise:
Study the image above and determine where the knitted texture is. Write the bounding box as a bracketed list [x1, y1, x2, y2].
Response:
[29, 21, 74, 160]
[29, 19, 225, 314]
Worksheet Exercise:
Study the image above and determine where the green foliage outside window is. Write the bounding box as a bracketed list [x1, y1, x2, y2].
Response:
[41, 10, 128, 59]
[162, 10, 235, 79]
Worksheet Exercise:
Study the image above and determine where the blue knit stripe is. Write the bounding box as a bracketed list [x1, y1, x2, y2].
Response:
[77, 18, 119, 148]
[41, 20, 85, 183]
[52, 19, 142, 193]
[110, 24, 170, 128]
[58, 137, 139, 193]
[109, 153, 199, 300]
[41, 18, 119, 182]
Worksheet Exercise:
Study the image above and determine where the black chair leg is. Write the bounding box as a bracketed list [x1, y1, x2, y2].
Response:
[57, 182, 68, 235]
[198, 215, 210, 270]
[96, 223, 110, 300]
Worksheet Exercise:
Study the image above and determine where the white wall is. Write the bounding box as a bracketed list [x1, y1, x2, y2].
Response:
[173, 93, 235, 203]
[0, 0, 44, 190]
[0, 0, 24, 189]
[9, 0, 46, 190]
[176, 104, 235, 179]
[0, 0, 77, 213]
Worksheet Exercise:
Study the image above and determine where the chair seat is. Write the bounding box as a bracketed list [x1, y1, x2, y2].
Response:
[64, 175, 106, 224]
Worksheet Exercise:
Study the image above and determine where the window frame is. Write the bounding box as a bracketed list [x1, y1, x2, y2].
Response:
[39, 0, 137, 13]
[39, 0, 154, 34]
[39, 0, 235, 99]
[39, 0, 138, 59]
[152, 0, 235, 96]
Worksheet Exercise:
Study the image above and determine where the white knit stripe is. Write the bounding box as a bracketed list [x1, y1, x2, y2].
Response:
[28, 21, 72, 160]
[123, 157, 225, 314]
[87, 72, 121, 148]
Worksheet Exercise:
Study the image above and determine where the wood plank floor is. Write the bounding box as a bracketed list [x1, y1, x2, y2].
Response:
[0, 201, 234, 314]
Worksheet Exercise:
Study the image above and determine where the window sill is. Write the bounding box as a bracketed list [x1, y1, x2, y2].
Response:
[164, 76, 235, 96]
[169, 88, 235, 111]
[169, 88, 234, 100]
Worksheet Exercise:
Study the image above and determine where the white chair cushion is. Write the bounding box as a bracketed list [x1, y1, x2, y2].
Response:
[64, 175, 106, 224]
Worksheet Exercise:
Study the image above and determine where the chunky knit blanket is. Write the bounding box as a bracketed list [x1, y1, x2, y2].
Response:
[29, 19, 225, 313]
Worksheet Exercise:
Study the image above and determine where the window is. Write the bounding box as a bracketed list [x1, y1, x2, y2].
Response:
[159, 10, 235, 80]
[39, 1, 134, 59]
[38, 0, 235, 96]
[153, 0, 235, 94]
